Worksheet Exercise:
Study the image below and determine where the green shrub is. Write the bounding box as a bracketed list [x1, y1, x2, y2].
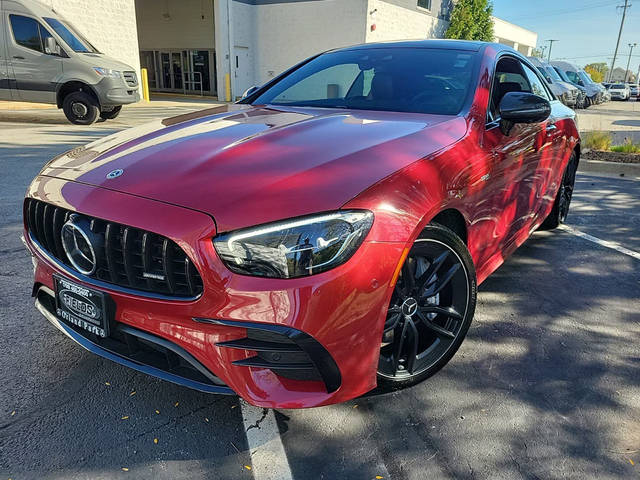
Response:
[583, 131, 612, 151]
[611, 138, 640, 154]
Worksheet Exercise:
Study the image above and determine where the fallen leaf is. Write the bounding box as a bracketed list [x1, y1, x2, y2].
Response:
[122, 467, 129, 472]
[231, 405, 236, 409]
[10, 411, 16, 416]
[155, 410, 160, 414]
[121, 416, 129, 420]
[353, 405, 358, 409]
[130, 391, 136, 397]
[205, 417, 209, 423]
[630, 459, 635, 466]
[174, 402, 179, 407]
[244, 465, 252, 470]
[376, 476, 384, 479]
[154, 438, 158, 444]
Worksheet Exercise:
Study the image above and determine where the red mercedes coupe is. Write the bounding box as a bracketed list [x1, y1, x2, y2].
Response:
[24, 40, 579, 408]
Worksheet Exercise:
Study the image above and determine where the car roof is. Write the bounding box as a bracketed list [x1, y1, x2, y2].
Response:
[335, 39, 494, 52]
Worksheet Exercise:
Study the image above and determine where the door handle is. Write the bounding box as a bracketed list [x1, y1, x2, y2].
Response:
[545, 124, 557, 136]
[12, 56, 25, 60]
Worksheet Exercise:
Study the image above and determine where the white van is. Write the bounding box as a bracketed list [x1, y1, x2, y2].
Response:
[0, 0, 140, 124]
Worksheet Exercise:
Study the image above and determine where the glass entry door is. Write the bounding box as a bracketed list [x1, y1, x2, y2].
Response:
[140, 49, 215, 96]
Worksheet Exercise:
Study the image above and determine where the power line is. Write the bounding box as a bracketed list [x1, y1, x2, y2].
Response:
[508, 0, 619, 21]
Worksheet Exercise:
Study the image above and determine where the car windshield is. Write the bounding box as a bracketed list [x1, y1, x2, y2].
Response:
[44, 17, 98, 53]
[250, 47, 477, 115]
[544, 66, 563, 83]
[611, 84, 625, 89]
[553, 67, 572, 83]
[579, 70, 595, 85]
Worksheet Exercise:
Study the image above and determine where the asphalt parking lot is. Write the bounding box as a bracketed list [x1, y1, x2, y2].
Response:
[1, 104, 639, 480]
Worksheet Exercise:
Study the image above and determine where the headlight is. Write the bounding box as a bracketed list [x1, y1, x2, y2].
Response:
[93, 67, 121, 78]
[213, 210, 374, 278]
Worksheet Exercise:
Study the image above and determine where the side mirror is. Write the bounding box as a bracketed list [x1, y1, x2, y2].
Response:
[498, 91, 551, 136]
[44, 37, 60, 56]
[241, 85, 260, 99]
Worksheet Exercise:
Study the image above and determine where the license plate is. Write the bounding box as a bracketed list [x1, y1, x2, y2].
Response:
[53, 275, 111, 338]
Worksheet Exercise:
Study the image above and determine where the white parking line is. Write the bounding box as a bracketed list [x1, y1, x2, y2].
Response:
[240, 400, 294, 480]
[559, 224, 640, 261]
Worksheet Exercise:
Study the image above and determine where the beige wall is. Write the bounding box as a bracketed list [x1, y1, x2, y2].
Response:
[47, 0, 141, 80]
[365, 0, 449, 42]
[135, 0, 215, 50]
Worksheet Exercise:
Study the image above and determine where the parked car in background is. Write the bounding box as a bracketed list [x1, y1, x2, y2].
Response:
[608, 83, 631, 101]
[23, 41, 580, 408]
[528, 56, 581, 108]
[630, 84, 639, 97]
[553, 65, 589, 108]
[552, 61, 603, 105]
[0, 0, 140, 124]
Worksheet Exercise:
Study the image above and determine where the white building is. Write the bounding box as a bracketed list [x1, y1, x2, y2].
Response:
[493, 16, 537, 57]
[44, 0, 537, 101]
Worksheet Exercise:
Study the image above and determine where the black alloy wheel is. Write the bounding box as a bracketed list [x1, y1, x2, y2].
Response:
[540, 151, 578, 230]
[377, 224, 477, 389]
[62, 91, 100, 125]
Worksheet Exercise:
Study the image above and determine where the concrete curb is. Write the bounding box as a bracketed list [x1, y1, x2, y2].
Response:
[578, 159, 640, 179]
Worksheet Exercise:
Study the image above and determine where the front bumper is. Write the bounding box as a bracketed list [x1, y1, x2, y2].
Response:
[25, 176, 404, 408]
[95, 77, 140, 106]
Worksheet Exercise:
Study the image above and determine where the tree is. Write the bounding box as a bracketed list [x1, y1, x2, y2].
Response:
[530, 48, 545, 59]
[584, 63, 609, 83]
[445, 0, 494, 42]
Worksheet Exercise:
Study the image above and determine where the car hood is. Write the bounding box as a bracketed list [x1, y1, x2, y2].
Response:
[557, 81, 578, 93]
[74, 53, 136, 73]
[41, 104, 466, 232]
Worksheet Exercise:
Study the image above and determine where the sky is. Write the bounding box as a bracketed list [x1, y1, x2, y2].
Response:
[492, 0, 640, 74]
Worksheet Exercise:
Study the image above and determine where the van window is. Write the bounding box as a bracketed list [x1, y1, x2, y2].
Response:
[9, 15, 48, 53]
[44, 17, 97, 53]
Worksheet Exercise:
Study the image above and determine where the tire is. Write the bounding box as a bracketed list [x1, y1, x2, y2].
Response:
[540, 151, 578, 230]
[62, 91, 99, 125]
[377, 224, 477, 390]
[100, 105, 122, 120]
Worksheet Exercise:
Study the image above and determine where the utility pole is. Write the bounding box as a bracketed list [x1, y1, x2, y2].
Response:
[546, 39, 558, 62]
[539, 45, 548, 59]
[608, 0, 631, 81]
[625, 43, 637, 82]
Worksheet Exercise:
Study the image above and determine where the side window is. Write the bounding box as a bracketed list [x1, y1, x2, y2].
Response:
[488, 57, 532, 123]
[10, 15, 42, 52]
[39, 23, 53, 50]
[522, 63, 551, 100]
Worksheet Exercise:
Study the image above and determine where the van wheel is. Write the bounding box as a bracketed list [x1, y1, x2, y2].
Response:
[63, 91, 99, 125]
[100, 106, 122, 120]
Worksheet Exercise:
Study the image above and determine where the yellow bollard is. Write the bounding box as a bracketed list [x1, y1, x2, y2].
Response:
[225, 73, 231, 102]
[141, 68, 150, 102]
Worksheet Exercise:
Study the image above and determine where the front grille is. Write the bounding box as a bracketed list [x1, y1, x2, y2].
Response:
[26, 199, 203, 298]
[123, 71, 138, 88]
[36, 288, 227, 391]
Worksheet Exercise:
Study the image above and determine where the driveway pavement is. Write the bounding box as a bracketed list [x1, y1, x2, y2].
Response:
[578, 99, 640, 143]
[1, 103, 639, 480]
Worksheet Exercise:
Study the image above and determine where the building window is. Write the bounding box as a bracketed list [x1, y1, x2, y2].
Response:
[417, 0, 431, 10]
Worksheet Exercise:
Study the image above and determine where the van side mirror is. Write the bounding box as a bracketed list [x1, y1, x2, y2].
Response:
[44, 37, 60, 56]
[498, 91, 551, 136]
